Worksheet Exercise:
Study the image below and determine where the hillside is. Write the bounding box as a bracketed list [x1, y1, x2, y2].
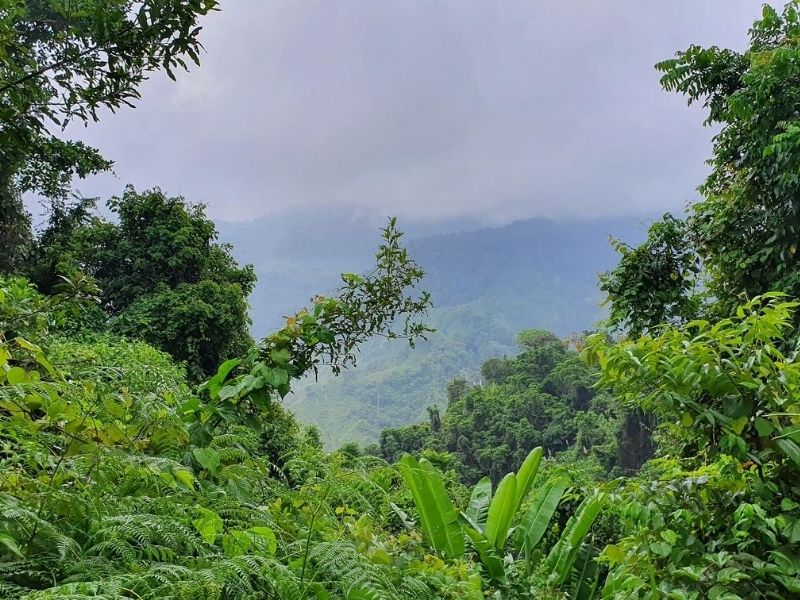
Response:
[221, 214, 645, 447]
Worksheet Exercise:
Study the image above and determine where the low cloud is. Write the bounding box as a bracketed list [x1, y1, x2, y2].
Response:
[68, 1, 768, 223]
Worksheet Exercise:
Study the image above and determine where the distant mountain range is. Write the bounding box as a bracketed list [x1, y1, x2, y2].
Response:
[219, 210, 648, 447]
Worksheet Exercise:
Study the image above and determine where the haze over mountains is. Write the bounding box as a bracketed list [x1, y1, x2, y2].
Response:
[219, 211, 647, 447]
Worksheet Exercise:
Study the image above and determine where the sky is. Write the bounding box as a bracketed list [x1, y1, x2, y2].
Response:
[63, 1, 772, 224]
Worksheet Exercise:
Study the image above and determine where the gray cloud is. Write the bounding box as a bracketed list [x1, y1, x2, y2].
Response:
[65, 1, 771, 223]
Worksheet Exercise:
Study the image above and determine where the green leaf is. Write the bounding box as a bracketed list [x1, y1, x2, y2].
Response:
[6, 366, 29, 385]
[398, 454, 464, 559]
[199, 358, 241, 399]
[485, 472, 517, 550]
[192, 447, 221, 472]
[193, 508, 223, 544]
[649, 541, 672, 557]
[601, 544, 625, 564]
[269, 348, 292, 364]
[513, 476, 569, 555]
[754, 417, 774, 437]
[776, 438, 800, 469]
[464, 476, 492, 534]
[660, 529, 678, 544]
[514, 446, 543, 513]
[463, 524, 506, 583]
[569, 544, 599, 600]
[545, 495, 604, 585]
[247, 526, 277, 555]
[708, 585, 743, 600]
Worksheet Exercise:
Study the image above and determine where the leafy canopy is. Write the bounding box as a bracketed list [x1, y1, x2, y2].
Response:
[0, 0, 217, 272]
[28, 186, 256, 381]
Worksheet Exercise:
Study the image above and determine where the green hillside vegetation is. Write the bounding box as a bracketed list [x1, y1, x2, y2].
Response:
[376, 329, 652, 485]
[2, 2, 800, 599]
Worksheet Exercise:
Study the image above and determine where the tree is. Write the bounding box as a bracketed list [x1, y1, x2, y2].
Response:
[658, 3, 800, 307]
[0, 0, 217, 272]
[600, 214, 701, 336]
[30, 186, 256, 381]
[601, 3, 800, 330]
[380, 329, 628, 485]
[586, 294, 800, 597]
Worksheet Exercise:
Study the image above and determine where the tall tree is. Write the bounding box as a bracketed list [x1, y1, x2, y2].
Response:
[603, 2, 800, 331]
[0, 0, 217, 272]
[31, 186, 256, 381]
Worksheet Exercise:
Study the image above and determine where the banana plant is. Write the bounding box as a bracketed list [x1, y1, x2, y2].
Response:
[464, 476, 492, 532]
[398, 454, 464, 559]
[513, 476, 570, 557]
[400, 448, 604, 596]
[569, 544, 600, 600]
[545, 494, 605, 586]
[461, 447, 550, 582]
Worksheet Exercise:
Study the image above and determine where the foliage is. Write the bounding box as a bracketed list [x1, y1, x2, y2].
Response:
[380, 329, 637, 484]
[399, 446, 606, 596]
[29, 187, 257, 381]
[586, 295, 800, 598]
[0, 220, 611, 599]
[658, 2, 800, 308]
[603, 2, 800, 330]
[0, 0, 217, 272]
[0, 220, 462, 598]
[280, 216, 640, 448]
[600, 214, 701, 336]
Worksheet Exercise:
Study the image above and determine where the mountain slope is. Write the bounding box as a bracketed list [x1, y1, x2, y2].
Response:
[220, 212, 646, 447]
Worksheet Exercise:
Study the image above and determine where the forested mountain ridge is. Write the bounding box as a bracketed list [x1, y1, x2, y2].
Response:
[220, 214, 644, 446]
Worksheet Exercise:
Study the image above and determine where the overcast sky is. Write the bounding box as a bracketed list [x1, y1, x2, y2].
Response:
[65, 1, 771, 224]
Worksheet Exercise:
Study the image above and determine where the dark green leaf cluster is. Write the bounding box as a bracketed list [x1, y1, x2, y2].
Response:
[26, 186, 256, 381]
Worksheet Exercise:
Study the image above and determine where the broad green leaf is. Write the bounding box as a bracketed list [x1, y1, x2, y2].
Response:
[398, 454, 464, 559]
[569, 544, 599, 600]
[6, 366, 29, 385]
[485, 472, 517, 550]
[513, 476, 569, 555]
[269, 348, 292, 364]
[193, 508, 223, 544]
[247, 526, 277, 555]
[514, 446, 543, 513]
[193, 447, 221, 472]
[463, 524, 506, 582]
[776, 438, 800, 469]
[199, 358, 241, 399]
[465, 476, 492, 533]
[545, 495, 604, 585]
[173, 469, 196, 489]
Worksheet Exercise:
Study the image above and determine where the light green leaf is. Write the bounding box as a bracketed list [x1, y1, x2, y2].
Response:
[513, 476, 569, 555]
[545, 495, 604, 585]
[514, 446, 543, 513]
[464, 477, 492, 534]
[485, 473, 517, 550]
[398, 454, 464, 559]
[192, 447, 221, 472]
[193, 508, 223, 544]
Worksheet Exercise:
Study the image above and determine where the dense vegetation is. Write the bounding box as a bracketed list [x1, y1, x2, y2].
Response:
[3, 2, 800, 599]
[26, 187, 256, 382]
[377, 329, 651, 485]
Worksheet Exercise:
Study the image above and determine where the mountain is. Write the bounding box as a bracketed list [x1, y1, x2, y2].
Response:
[217, 208, 483, 335]
[219, 211, 647, 447]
